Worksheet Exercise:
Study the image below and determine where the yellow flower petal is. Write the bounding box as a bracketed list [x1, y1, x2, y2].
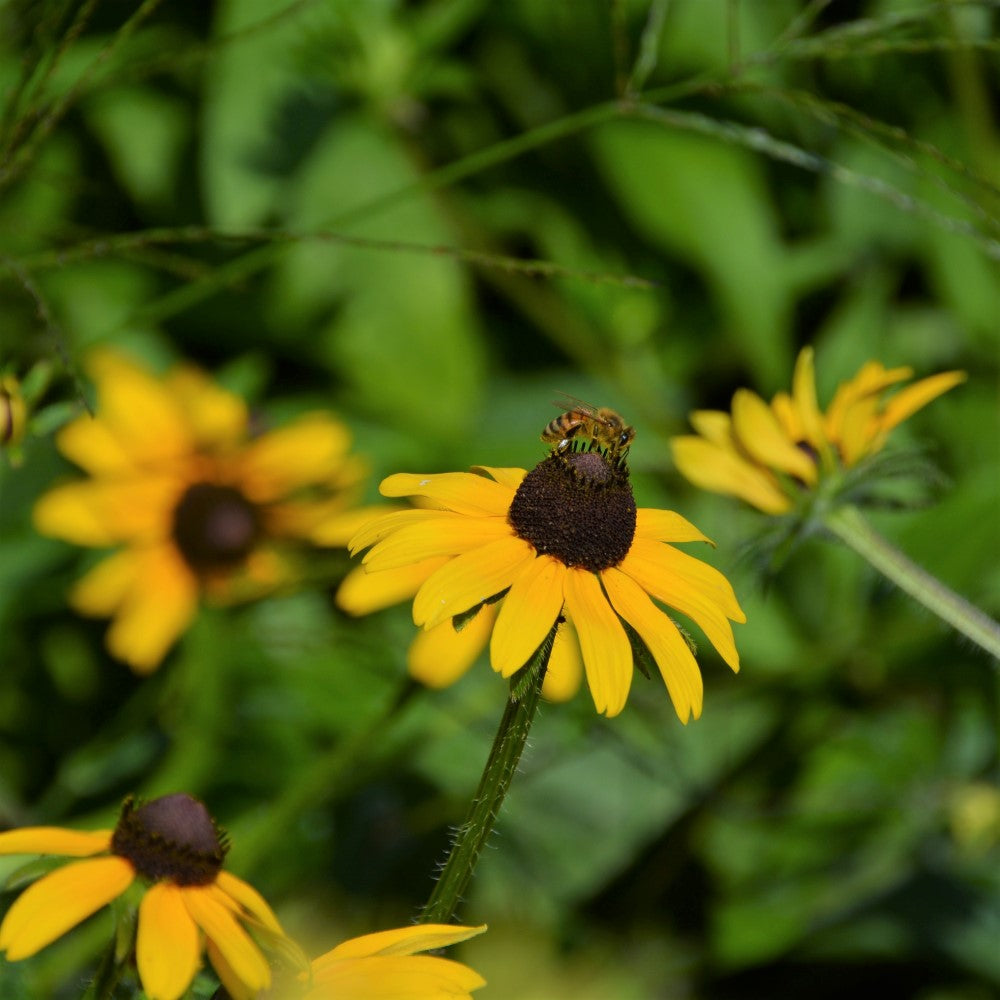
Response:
[379, 473, 515, 517]
[337, 559, 444, 616]
[790, 347, 827, 451]
[562, 569, 632, 717]
[470, 466, 527, 491]
[671, 437, 791, 515]
[688, 410, 732, 446]
[603, 568, 703, 723]
[0, 856, 134, 960]
[619, 539, 742, 672]
[321, 924, 487, 961]
[69, 550, 139, 616]
[207, 939, 257, 1000]
[104, 544, 198, 673]
[878, 370, 966, 436]
[182, 885, 271, 994]
[306, 955, 486, 999]
[238, 414, 352, 504]
[364, 516, 512, 572]
[731, 389, 817, 485]
[311, 504, 395, 546]
[33, 475, 183, 546]
[214, 871, 283, 935]
[137, 883, 201, 1000]
[165, 365, 248, 449]
[348, 509, 452, 555]
[541, 622, 583, 702]
[407, 604, 497, 688]
[85, 350, 193, 464]
[490, 555, 566, 677]
[56, 415, 134, 475]
[413, 536, 534, 630]
[824, 360, 911, 441]
[0, 828, 111, 857]
[770, 391, 801, 441]
[635, 508, 713, 545]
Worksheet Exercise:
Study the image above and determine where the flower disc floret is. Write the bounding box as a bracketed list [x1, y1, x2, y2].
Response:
[508, 450, 636, 570]
[111, 794, 227, 886]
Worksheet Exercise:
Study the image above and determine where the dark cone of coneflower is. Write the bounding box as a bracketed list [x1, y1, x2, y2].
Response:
[508, 448, 636, 570]
[111, 793, 229, 886]
[172, 483, 261, 571]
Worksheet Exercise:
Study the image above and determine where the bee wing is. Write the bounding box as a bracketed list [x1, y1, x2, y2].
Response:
[550, 391, 599, 416]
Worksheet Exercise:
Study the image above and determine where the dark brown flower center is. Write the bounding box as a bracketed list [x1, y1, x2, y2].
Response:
[172, 483, 260, 572]
[508, 449, 636, 571]
[111, 793, 228, 886]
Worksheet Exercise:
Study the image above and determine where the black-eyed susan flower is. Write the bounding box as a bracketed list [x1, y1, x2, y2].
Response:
[267, 924, 485, 1000]
[0, 794, 300, 1000]
[33, 349, 374, 673]
[338, 442, 745, 722]
[670, 347, 966, 515]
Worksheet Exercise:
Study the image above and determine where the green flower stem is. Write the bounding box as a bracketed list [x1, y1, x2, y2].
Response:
[80, 938, 123, 1000]
[420, 630, 553, 924]
[824, 505, 1000, 661]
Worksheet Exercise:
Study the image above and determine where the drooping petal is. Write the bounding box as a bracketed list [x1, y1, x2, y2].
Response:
[562, 569, 632, 717]
[306, 955, 486, 999]
[320, 924, 487, 961]
[671, 437, 791, 514]
[379, 473, 515, 517]
[602, 568, 703, 723]
[136, 883, 201, 1000]
[0, 828, 111, 857]
[413, 536, 534, 630]
[0, 856, 134, 960]
[214, 871, 283, 935]
[33, 475, 183, 546]
[619, 539, 742, 672]
[363, 516, 512, 572]
[165, 365, 248, 449]
[731, 389, 817, 485]
[104, 544, 199, 673]
[237, 415, 352, 504]
[85, 350, 193, 464]
[877, 370, 966, 436]
[69, 550, 139, 616]
[337, 559, 445, 616]
[635, 508, 713, 545]
[490, 556, 566, 677]
[824, 360, 912, 442]
[407, 604, 497, 688]
[541, 622, 583, 702]
[206, 939, 257, 1000]
[182, 885, 271, 994]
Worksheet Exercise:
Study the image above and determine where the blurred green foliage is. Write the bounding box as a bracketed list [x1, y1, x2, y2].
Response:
[1, 0, 998, 997]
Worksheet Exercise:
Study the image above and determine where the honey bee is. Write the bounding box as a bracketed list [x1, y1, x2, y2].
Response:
[541, 396, 635, 454]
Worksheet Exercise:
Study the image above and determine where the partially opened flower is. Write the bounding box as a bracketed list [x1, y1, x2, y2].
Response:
[338, 435, 744, 721]
[264, 924, 486, 1000]
[0, 794, 300, 1000]
[671, 347, 966, 515]
[33, 349, 373, 672]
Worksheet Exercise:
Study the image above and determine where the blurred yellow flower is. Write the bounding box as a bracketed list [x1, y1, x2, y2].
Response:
[671, 347, 965, 514]
[33, 350, 374, 672]
[338, 448, 744, 721]
[0, 794, 300, 1000]
[269, 924, 486, 1000]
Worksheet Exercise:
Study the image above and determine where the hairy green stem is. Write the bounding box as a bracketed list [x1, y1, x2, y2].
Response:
[420, 631, 553, 924]
[825, 506, 1000, 661]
